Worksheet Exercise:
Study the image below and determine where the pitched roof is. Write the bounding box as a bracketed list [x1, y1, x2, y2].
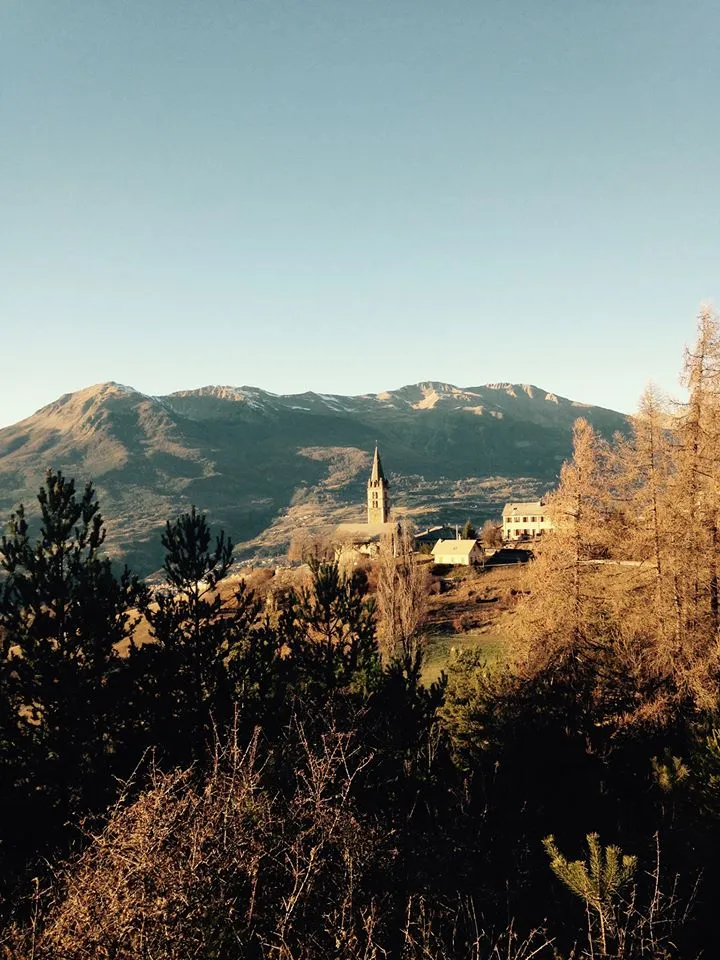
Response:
[369, 445, 386, 483]
[431, 539, 480, 557]
[502, 500, 545, 517]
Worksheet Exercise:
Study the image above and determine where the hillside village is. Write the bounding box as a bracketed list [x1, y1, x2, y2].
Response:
[0, 379, 621, 575]
[330, 443, 553, 568]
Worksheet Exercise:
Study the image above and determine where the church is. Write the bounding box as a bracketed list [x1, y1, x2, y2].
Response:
[335, 446, 398, 555]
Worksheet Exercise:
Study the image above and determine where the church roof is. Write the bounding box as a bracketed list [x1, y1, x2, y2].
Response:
[369, 445, 386, 483]
[336, 521, 397, 542]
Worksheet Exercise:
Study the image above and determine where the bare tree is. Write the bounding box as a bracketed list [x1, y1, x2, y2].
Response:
[287, 528, 336, 564]
[375, 521, 430, 664]
[480, 518, 503, 550]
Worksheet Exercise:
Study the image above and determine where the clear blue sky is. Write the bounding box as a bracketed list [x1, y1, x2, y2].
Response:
[2, 0, 719, 427]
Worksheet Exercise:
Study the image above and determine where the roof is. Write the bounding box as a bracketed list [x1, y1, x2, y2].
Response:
[502, 501, 545, 517]
[415, 524, 456, 542]
[336, 521, 397, 542]
[431, 539, 481, 557]
[369, 446, 386, 483]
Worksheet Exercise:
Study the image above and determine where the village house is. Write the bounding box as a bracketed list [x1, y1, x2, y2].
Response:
[431, 538, 484, 566]
[502, 500, 553, 541]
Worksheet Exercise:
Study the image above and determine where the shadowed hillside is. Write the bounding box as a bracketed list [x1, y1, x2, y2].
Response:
[0, 380, 628, 573]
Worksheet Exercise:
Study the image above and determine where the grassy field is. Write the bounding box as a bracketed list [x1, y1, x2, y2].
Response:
[421, 622, 509, 685]
[419, 561, 524, 684]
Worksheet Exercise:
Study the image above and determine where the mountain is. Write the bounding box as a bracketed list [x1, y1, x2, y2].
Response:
[0, 381, 628, 574]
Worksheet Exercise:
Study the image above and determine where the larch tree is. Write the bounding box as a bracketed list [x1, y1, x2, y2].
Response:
[664, 306, 720, 706]
[612, 383, 674, 637]
[513, 417, 612, 674]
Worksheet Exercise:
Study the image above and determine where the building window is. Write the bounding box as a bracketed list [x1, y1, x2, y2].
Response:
[522, 517, 528, 523]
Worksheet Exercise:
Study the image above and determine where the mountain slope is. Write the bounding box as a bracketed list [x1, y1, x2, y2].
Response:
[0, 381, 628, 573]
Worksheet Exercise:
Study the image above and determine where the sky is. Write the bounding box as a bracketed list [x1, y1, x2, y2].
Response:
[2, 0, 719, 427]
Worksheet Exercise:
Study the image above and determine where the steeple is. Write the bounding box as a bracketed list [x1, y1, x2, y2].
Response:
[370, 445, 386, 483]
[367, 445, 389, 524]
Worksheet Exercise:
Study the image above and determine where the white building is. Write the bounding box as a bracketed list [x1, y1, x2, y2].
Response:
[502, 501, 553, 541]
[431, 539, 484, 566]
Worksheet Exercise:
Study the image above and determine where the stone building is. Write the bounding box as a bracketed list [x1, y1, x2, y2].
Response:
[335, 446, 398, 556]
[366, 445, 389, 524]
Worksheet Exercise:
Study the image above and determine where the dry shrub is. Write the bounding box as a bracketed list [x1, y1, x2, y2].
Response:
[3, 720, 558, 960]
[453, 613, 476, 633]
[3, 724, 381, 960]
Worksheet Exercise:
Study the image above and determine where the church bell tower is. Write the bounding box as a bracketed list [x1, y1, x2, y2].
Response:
[367, 445, 389, 524]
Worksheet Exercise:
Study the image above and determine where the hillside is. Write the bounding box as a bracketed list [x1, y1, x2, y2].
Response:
[0, 380, 627, 574]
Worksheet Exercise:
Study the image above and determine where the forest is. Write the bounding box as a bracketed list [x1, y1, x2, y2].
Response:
[3, 310, 720, 957]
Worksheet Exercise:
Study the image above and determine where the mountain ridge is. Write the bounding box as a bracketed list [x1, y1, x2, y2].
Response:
[0, 380, 628, 574]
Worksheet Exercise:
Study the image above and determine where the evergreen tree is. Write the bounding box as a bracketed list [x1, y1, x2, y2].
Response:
[544, 833, 637, 957]
[134, 507, 265, 763]
[280, 559, 380, 698]
[0, 471, 143, 863]
[460, 519, 476, 541]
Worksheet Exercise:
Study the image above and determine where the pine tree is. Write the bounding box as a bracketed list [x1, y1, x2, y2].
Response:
[460, 519, 476, 541]
[135, 507, 264, 763]
[0, 471, 143, 853]
[544, 833, 637, 956]
[281, 559, 380, 698]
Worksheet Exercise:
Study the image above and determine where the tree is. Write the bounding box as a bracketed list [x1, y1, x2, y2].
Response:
[460, 519, 476, 541]
[135, 507, 264, 763]
[513, 418, 612, 674]
[544, 833, 637, 957]
[375, 522, 430, 665]
[673, 307, 720, 642]
[287, 528, 336, 563]
[280, 559, 380, 697]
[0, 471, 143, 854]
[480, 518, 503, 549]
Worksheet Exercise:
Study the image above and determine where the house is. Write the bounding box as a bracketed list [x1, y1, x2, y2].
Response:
[502, 500, 553, 541]
[431, 539, 484, 566]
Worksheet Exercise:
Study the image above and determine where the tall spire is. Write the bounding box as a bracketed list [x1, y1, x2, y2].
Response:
[367, 445, 389, 525]
[370, 444, 386, 483]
